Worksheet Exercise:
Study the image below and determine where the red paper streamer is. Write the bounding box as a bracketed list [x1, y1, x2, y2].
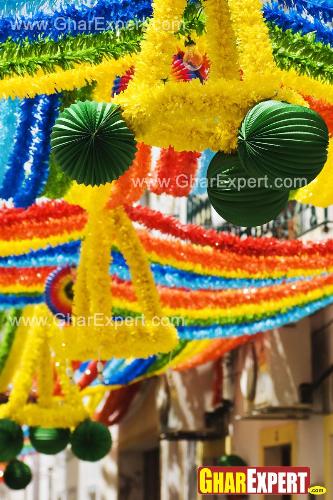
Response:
[149, 147, 200, 196]
[95, 383, 141, 426]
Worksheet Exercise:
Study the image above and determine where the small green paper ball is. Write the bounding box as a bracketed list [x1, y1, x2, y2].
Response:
[29, 427, 71, 455]
[207, 153, 289, 227]
[70, 420, 112, 462]
[218, 455, 247, 467]
[0, 419, 24, 462]
[4, 460, 32, 490]
[238, 100, 329, 189]
[51, 101, 137, 187]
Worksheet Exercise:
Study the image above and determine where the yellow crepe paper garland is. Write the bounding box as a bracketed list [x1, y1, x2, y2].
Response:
[295, 139, 333, 207]
[50, 186, 178, 360]
[0, 305, 88, 427]
[0, 307, 32, 392]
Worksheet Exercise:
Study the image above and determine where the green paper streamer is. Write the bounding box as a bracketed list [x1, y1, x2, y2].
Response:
[0, 5, 205, 81]
[51, 100, 137, 186]
[0, 14, 332, 84]
[206, 153, 289, 227]
[0, 309, 21, 376]
[0, 26, 144, 80]
[269, 23, 333, 85]
[43, 154, 72, 199]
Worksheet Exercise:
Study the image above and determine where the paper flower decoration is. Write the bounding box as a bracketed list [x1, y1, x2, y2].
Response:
[45, 266, 75, 321]
[70, 420, 112, 462]
[3, 460, 32, 490]
[51, 101, 137, 186]
[0, 419, 24, 462]
[29, 427, 71, 455]
[207, 153, 289, 227]
[238, 100, 329, 188]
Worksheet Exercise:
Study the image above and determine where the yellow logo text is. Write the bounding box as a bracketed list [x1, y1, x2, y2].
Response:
[198, 468, 247, 494]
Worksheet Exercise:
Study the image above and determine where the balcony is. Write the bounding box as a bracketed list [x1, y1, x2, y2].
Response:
[187, 196, 333, 239]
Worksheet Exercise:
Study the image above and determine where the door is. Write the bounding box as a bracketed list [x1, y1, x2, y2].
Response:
[324, 415, 333, 496]
[260, 423, 297, 500]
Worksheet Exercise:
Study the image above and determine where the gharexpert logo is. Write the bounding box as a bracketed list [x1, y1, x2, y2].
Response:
[308, 485, 327, 495]
[197, 466, 316, 496]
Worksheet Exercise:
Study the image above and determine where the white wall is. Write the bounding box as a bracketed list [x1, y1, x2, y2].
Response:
[232, 416, 324, 500]
[230, 318, 326, 499]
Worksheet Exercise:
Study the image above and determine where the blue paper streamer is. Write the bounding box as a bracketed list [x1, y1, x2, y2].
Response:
[97, 359, 127, 386]
[178, 294, 333, 339]
[103, 357, 156, 385]
[0, 0, 153, 42]
[276, 0, 333, 23]
[78, 294, 333, 387]
[0, 97, 37, 199]
[13, 93, 60, 208]
[264, 2, 333, 46]
[0, 241, 307, 290]
[0, 98, 20, 185]
[0, 93, 60, 206]
[191, 149, 215, 196]
[0, 294, 43, 309]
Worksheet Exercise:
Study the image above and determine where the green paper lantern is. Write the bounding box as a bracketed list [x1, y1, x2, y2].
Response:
[238, 100, 329, 188]
[29, 427, 71, 455]
[4, 460, 32, 490]
[0, 419, 24, 462]
[51, 101, 137, 187]
[218, 455, 247, 467]
[70, 420, 112, 462]
[207, 153, 289, 227]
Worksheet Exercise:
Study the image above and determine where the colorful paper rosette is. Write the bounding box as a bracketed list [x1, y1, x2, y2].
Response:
[45, 266, 75, 322]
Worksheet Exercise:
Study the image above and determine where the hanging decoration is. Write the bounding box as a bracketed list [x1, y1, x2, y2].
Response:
[0, 310, 21, 376]
[45, 266, 75, 320]
[263, 2, 333, 46]
[0, 305, 88, 427]
[183, 41, 204, 71]
[238, 100, 329, 187]
[29, 427, 71, 456]
[218, 455, 247, 467]
[108, 142, 151, 209]
[3, 460, 32, 490]
[191, 149, 215, 196]
[70, 420, 112, 462]
[0, 97, 37, 200]
[1, 201, 333, 346]
[294, 141, 333, 207]
[51, 101, 137, 186]
[0, 419, 23, 462]
[0, 0, 152, 42]
[149, 147, 200, 197]
[112, 0, 306, 153]
[1, 0, 333, 485]
[206, 153, 290, 227]
[0, 98, 19, 185]
[48, 186, 178, 360]
[0, 94, 60, 207]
